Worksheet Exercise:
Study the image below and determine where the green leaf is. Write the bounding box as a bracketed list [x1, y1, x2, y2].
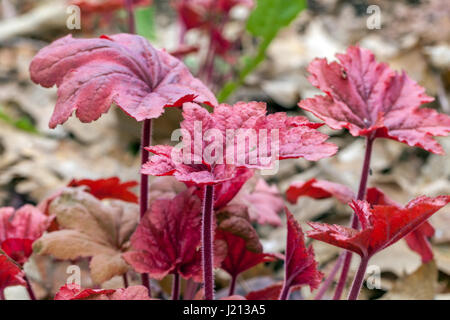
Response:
[247, 0, 307, 41]
[0, 107, 38, 134]
[217, 0, 307, 102]
[136, 6, 156, 40]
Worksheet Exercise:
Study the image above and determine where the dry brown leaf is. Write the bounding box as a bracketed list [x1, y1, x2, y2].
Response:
[33, 187, 139, 284]
[382, 261, 438, 300]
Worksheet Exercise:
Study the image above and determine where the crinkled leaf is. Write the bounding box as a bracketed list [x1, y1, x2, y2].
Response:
[307, 196, 450, 258]
[124, 188, 226, 281]
[142, 102, 336, 185]
[299, 46, 450, 154]
[69, 177, 138, 203]
[246, 283, 282, 300]
[286, 178, 355, 204]
[33, 188, 139, 284]
[0, 254, 25, 293]
[283, 208, 323, 293]
[30, 34, 217, 128]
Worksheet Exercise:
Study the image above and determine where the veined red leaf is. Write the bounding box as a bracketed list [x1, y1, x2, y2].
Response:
[307, 196, 450, 259]
[30, 34, 217, 128]
[124, 188, 226, 281]
[298, 46, 450, 154]
[281, 208, 323, 298]
[69, 177, 138, 203]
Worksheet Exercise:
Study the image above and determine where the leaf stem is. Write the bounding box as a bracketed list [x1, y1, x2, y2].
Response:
[202, 185, 215, 300]
[172, 273, 180, 300]
[333, 135, 374, 300]
[347, 256, 369, 300]
[140, 119, 153, 294]
[314, 253, 345, 300]
[0, 289, 5, 300]
[278, 280, 291, 300]
[122, 273, 129, 288]
[24, 275, 36, 300]
[228, 275, 237, 296]
[124, 0, 136, 34]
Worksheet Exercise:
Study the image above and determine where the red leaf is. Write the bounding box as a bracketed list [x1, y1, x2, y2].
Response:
[283, 209, 323, 293]
[0, 254, 25, 294]
[54, 284, 151, 300]
[212, 168, 254, 209]
[365, 187, 435, 263]
[246, 283, 283, 300]
[286, 178, 355, 204]
[298, 46, 450, 154]
[1, 239, 33, 266]
[217, 230, 275, 278]
[123, 188, 204, 280]
[69, 177, 138, 203]
[0, 205, 49, 243]
[71, 0, 151, 13]
[142, 102, 336, 185]
[30, 34, 217, 128]
[307, 196, 450, 259]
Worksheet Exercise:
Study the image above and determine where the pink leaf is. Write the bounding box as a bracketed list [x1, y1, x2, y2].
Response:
[0, 254, 25, 294]
[0, 205, 49, 243]
[142, 102, 337, 185]
[298, 46, 450, 154]
[30, 34, 217, 128]
[54, 284, 151, 300]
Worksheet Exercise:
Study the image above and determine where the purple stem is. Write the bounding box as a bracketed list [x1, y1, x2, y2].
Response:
[228, 275, 237, 296]
[124, 0, 136, 34]
[172, 273, 180, 300]
[202, 185, 215, 300]
[122, 273, 129, 288]
[333, 135, 375, 300]
[278, 281, 291, 300]
[314, 253, 345, 300]
[140, 119, 153, 293]
[24, 275, 36, 300]
[347, 256, 369, 300]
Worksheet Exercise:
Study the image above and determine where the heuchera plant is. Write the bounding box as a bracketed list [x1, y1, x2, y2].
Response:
[4, 2, 447, 302]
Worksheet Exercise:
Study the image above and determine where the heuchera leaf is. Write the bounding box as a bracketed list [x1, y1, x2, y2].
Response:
[286, 178, 355, 204]
[33, 188, 139, 284]
[0, 254, 26, 295]
[69, 177, 138, 203]
[54, 284, 151, 300]
[282, 208, 323, 294]
[0, 205, 50, 265]
[307, 196, 450, 259]
[365, 187, 435, 263]
[217, 230, 275, 279]
[298, 46, 450, 154]
[287, 180, 437, 262]
[123, 188, 226, 281]
[70, 0, 151, 13]
[245, 283, 283, 300]
[142, 102, 337, 185]
[29, 34, 217, 128]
